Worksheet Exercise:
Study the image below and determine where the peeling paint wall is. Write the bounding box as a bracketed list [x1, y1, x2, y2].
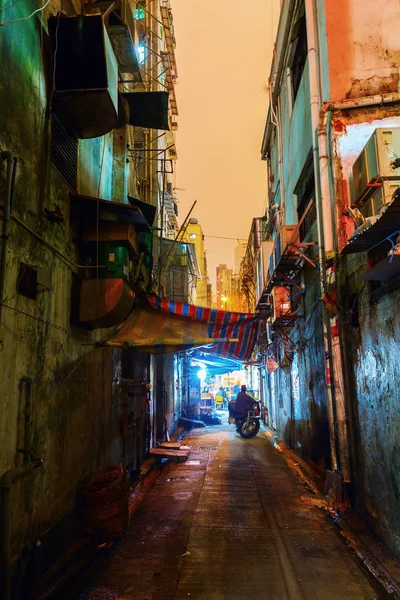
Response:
[264, 0, 400, 556]
[264, 52, 330, 466]
[323, 0, 400, 546]
[324, 0, 400, 101]
[333, 111, 400, 554]
[339, 253, 400, 554]
[0, 1, 156, 590]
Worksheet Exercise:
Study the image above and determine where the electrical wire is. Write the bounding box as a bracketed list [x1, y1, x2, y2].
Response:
[204, 235, 247, 241]
[2, 303, 94, 342]
[12, 215, 106, 271]
[0, 0, 52, 26]
[49, 10, 61, 111]
[96, 138, 107, 321]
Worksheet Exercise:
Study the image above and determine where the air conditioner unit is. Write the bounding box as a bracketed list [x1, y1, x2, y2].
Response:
[272, 286, 291, 321]
[274, 225, 298, 265]
[352, 127, 400, 206]
[49, 16, 118, 139]
[261, 241, 274, 290]
[366, 179, 400, 217]
[255, 253, 264, 305]
[255, 241, 274, 305]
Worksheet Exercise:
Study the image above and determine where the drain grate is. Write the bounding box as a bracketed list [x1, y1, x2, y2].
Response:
[79, 585, 120, 600]
[301, 546, 328, 559]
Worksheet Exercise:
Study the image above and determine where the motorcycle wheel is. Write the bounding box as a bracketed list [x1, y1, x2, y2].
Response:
[239, 418, 260, 439]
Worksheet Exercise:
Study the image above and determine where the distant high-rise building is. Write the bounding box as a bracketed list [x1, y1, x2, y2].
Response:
[234, 242, 247, 275]
[216, 264, 232, 309]
[182, 218, 210, 306]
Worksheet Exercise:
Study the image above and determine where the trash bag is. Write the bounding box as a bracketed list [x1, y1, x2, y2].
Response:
[79, 464, 130, 542]
[200, 413, 222, 426]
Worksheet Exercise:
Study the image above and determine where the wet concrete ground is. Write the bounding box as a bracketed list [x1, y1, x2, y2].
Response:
[79, 419, 380, 600]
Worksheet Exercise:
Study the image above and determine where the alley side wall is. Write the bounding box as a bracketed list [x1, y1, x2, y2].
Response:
[0, 2, 153, 592]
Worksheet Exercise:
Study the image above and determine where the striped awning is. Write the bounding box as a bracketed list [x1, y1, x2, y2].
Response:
[98, 296, 258, 359]
[147, 296, 259, 360]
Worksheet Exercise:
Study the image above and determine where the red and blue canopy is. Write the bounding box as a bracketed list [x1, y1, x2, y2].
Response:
[147, 296, 259, 361]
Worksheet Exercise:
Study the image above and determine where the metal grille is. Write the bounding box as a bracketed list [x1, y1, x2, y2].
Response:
[17, 263, 38, 300]
[299, 200, 316, 241]
[51, 114, 78, 191]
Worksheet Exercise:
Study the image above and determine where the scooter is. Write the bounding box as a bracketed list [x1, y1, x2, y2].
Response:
[231, 401, 261, 439]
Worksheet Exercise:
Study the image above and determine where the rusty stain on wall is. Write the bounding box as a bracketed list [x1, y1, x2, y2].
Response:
[346, 74, 399, 99]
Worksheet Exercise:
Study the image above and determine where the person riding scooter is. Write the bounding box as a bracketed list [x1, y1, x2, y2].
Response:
[233, 385, 254, 418]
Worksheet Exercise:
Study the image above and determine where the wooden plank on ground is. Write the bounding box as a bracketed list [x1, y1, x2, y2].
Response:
[150, 448, 189, 462]
[159, 441, 182, 450]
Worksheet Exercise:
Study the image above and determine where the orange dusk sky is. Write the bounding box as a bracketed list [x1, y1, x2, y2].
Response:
[170, 0, 280, 288]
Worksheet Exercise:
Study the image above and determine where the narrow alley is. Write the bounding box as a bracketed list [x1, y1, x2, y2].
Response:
[78, 421, 379, 600]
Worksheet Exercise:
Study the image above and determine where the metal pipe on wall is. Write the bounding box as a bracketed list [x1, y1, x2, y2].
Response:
[0, 152, 17, 327]
[318, 91, 400, 486]
[304, 5, 400, 487]
[0, 459, 43, 600]
[304, 0, 339, 474]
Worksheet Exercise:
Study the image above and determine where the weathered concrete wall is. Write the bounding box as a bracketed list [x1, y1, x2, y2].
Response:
[265, 49, 330, 467]
[266, 299, 329, 468]
[0, 1, 159, 589]
[164, 354, 179, 436]
[340, 255, 400, 555]
[266, 0, 400, 555]
[154, 353, 182, 441]
[333, 111, 400, 554]
[324, 0, 400, 101]
[79, 134, 114, 200]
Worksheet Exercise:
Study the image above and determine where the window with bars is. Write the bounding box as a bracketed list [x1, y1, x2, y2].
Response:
[298, 197, 316, 241]
[290, 12, 307, 104]
[295, 156, 316, 241]
[17, 263, 38, 300]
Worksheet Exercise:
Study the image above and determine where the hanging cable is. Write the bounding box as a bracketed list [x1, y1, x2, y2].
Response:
[0, 0, 52, 26]
[49, 11, 61, 111]
[2, 303, 94, 342]
[12, 216, 106, 271]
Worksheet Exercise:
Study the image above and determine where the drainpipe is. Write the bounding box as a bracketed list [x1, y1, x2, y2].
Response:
[19, 377, 33, 462]
[306, 0, 400, 485]
[304, 0, 340, 474]
[0, 152, 17, 327]
[0, 459, 43, 600]
[317, 90, 400, 485]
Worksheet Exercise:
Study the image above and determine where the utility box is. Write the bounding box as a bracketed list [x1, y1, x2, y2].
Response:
[82, 222, 138, 255]
[48, 15, 118, 139]
[352, 127, 400, 208]
[87, 244, 130, 279]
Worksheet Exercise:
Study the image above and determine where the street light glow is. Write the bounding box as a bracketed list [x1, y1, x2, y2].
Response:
[197, 369, 207, 380]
